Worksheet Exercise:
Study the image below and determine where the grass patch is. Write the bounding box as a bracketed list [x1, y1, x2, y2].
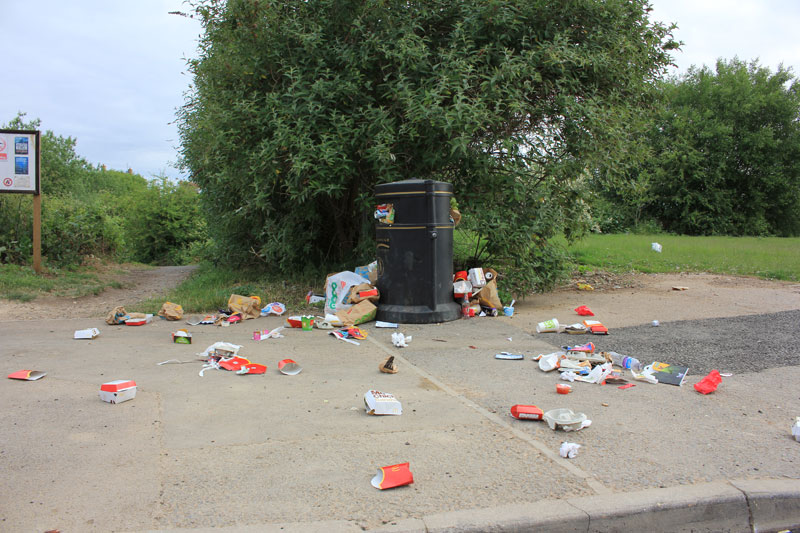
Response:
[137, 263, 324, 314]
[566, 234, 800, 281]
[0, 264, 118, 300]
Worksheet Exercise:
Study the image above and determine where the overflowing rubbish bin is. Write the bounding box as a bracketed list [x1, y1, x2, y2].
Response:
[374, 179, 461, 324]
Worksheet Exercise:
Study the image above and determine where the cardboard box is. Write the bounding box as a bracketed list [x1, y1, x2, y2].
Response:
[364, 390, 402, 415]
[99, 380, 137, 404]
[172, 329, 192, 344]
[74, 328, 100, 339]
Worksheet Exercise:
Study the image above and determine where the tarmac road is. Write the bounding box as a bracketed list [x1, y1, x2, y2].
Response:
[0, 312, 798, 532]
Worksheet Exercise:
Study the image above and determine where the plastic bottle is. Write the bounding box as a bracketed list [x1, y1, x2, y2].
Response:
[461, 296, 470, 319]
[608, 351, 644, 372]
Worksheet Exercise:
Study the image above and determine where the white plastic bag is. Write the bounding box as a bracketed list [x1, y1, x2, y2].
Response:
[325, 271, 369, 314]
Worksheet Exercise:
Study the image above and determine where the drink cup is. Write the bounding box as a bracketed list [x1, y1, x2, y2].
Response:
[536, 318, 559, 333]
[503, 306, 514, 317]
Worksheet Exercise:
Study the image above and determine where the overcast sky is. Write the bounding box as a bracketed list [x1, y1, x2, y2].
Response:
[1, 1, 799, 182]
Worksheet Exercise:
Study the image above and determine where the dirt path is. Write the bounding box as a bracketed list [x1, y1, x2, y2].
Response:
[0, 265, 797, 325]
[0, 265, 197, 321]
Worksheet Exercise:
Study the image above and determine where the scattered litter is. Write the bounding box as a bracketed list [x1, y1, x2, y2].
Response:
[495, 352, 524, 360]
[330, 330, 360, 345]
[651, 242, 662, 253]
[172, 329, 192, 344]
[157, 359, 195, 365]
[538, 353, 561, 372]
[218, 356, 251, 372]
[158, 301, 184, 320]
[301, 316, 313, 330]
[391, 332, 412, 348]
[694, 369, 722, 394]
[536, 318, 559, 333]
[376, 321, 399, 328]
[253, 327, 285, 341]
[197, 342, 241, 359]
[346, 327, 368, 340]
[560, 371, 577, 382]
[577, 283, 594, 291]
[316, 313, 343, 329]
[543, 408, 591, 431]
[105, 306, 128, 325]
[618, 383, 636, 390]
[236, 363, 267, 375]
[559, 442, 581, 459]
[720, 372, 733, 377]
[278, 359, 302, 375]
[337, 299, 377, 326]
[572, 362, 613, 384]
[650, 361, 689, 386]
[365, 390, 402, 415]
[379, 356, 398, 374]
[651, 320, 660, 327]
[227, 294, 262, 320]
[125, 314, 153, 326]
[99, 380, 136, 404]
[556, 383, 572, 394]
[325, 271, 370, 314]
[563, 323, 588, 334]
[606, 351, 643, 371]
[510, 404, 543, 420]
[74, 328, 100, 340]
[503, 300, 515, 317]
[792, 418, 800, 442]
[8, 370, 46, 381]
[286, 315, 314, 329]
[371, 462, 413, 490]
[468, 268, 486, 288]
[507, 337, 513, 342]
[582, 320, 608, 335]
[630, 367, 658, 384]
[574, 305, 594, 316]
[305, 292, 325, 305]
[185, 315, 202, 326]
[672, 286, 689, 291]
[563, 342, 595, 353]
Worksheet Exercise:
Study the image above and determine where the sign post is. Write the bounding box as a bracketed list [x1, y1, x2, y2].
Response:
[0, 129, 42, 273]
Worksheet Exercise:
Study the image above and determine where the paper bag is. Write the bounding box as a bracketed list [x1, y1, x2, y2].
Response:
[336, 299, 377, 326]
[227, 294, 261, 320]
[476, 268, 502, 309]
[348, 283, 380, 304]
[158, 301, 184, 321]
[105, 306, 128, 325]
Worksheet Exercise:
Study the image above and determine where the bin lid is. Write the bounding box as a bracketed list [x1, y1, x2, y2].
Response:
[375, 179, 453, 197]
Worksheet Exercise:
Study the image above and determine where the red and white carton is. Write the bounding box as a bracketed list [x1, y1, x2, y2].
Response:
[99, 380, 137, 404]
[278, 359, 302, 375]
[371, 462, 414, 490]
[510, 404, 544, 420]
[364, 390, 402, 416]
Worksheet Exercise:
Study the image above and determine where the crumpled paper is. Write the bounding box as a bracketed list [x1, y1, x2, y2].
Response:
[560, 442, 581, 458]
[391, 332, 412, 348]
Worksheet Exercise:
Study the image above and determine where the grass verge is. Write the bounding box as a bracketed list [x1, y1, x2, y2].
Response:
[137, 263, 325, 314]
[566, 234, 800, 281]
[0, 263, 125, 300]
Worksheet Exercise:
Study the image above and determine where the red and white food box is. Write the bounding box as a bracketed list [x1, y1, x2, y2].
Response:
[510, 404, 544, 420]
[364, 390, 402, 416]
[99, 380, 137, 404]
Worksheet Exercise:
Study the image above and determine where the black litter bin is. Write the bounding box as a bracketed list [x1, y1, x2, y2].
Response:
[375, 179, 461, 324]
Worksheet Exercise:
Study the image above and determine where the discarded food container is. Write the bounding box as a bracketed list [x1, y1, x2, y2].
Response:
[536, 318, 559, 333]
[278, 359, 302, 375]
[503, 305, 514, 317]
[305, 292, 325, 305]
[556, 383, 572, 394]
[218, 356, 251, 372]
[582, 320, 608, 334]
[301, 316, 313, 331]
[543, 408, 590, 431]
[467, 268, 486, 288]
[8, 370, 46, 381]
[792, 418, 800, 442]
[564, 323, 588, 334]
[74, 328, 100, 339]
[375, 179, 461, 324]
[364, 390, 402, 415]
[560, 442, 581, 459]
[125, 314, 153, 326]
[261, 302, 287, 316]
[371, 462, 413, 490]
[237, 363, 267, 375]
[172, 329, 192, 344]
[564, 342, 595, 353]
[286, 315, 314, 328]
[99, 380, 137, 404]
[510, 404, 544, 420]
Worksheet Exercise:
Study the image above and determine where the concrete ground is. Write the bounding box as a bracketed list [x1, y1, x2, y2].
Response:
[1, 313, 799, 532]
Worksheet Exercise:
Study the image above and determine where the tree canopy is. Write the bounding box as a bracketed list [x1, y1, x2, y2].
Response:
[179, 0, 676, 291]
[642, 59, 800, 236]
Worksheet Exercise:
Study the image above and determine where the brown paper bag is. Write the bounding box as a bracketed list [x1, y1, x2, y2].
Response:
[105, 306, 127, 325]
[348, 283, 380, 305]
[158, 301, 184, 321]
[227, 294, 262, 320]
[336, 300, 377, 326]
[476, 268, 503, 310]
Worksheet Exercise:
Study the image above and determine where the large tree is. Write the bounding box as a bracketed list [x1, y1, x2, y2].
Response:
[642, 59, 800, 236]
[178, 0, 676, 291]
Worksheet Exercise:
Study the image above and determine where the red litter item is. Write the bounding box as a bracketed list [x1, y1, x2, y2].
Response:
[454, 270, 468, 282]
[218, 356, 251, 371]
[371, 462, 414, 490]
[574, 305, 594, 316]
[556, 383, 572, 394]
[694, 370, 722, 394]
[618, 383, 636, 390]
[278, 359, 302, 375]
[8, 370, 46, 381]
[510, 404, 544, 420]
[240, 363, 267, 374]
